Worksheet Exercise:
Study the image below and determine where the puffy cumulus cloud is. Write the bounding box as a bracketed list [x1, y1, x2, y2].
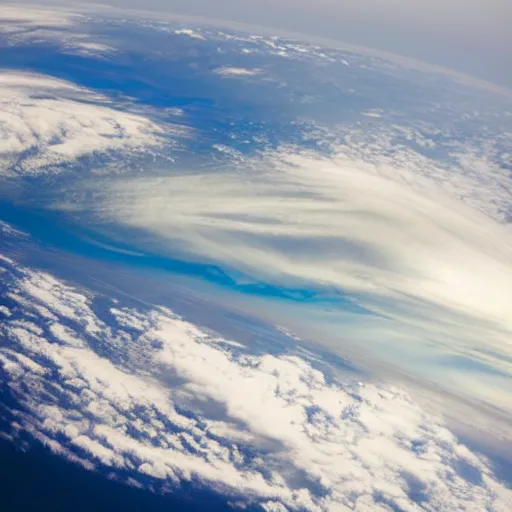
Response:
[0, 237, 511, 511]
[92, 144, 512, 410]
[0, 71, 182, 176]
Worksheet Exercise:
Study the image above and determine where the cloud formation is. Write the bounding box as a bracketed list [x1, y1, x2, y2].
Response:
[0, 4, 73, 28]
[0, 233, 511, 511]
[91, 143, 512, 410]
[0, 5, 118, 56]
[0, 7, 510, 507]
[0, 71, 175, 176]
[214, 67, 264, 77]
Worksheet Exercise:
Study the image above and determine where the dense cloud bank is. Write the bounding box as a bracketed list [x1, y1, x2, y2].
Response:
[0, 227, 511, 510]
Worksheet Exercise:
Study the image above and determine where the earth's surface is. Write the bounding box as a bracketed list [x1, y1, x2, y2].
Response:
[1, 4, 512, 511]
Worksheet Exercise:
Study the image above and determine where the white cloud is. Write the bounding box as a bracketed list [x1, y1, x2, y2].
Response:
[214, 67, 264, 77]
[361, 110, 382, 118]
[0, 5, 74, 29]
[0, 5, 116, 56]
[91, 144, 512, 408]
[0, 220, 28, 238]
[0, 238, 510, 511]
[174, 28, 206, 40]
[63, 39, 117, 57]
[0, 305, 12, 317]
[302, 124, 512, 224]
[0, 71, 181, 176]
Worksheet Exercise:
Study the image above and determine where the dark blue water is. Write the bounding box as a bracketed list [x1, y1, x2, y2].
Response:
[0, 440, 241, 512]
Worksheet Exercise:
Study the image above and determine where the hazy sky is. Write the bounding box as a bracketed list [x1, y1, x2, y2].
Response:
[13, 0, 512, 88]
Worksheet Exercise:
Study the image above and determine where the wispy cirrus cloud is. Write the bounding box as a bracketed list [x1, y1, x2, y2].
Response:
[88, 144, 512, 411]
[0, 4, 74, 28]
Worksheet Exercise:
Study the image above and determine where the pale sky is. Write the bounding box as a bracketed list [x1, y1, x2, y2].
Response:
[12, 0, 512, 88]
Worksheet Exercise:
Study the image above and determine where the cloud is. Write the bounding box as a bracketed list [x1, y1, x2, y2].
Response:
[174, 28, 206, 40]
[0, 4, 74, 29]
[89, 143, 512, 410]
[0, 220, 27, 238]
[0, 71, 183, 176]
[214, 67, 264, 77]
[0, 4, 117, 56]
[0, 229, 511, 510]
[3, 0, 512, 87]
